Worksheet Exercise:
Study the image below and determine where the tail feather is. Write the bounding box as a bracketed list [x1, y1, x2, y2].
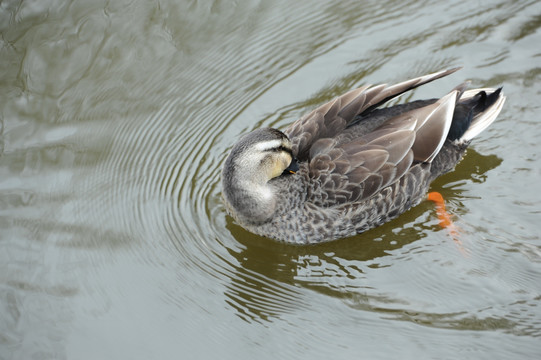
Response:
[449, 87, 505, 142]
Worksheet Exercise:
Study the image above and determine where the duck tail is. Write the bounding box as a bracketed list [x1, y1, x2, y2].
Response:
[448, 87, 506, 143]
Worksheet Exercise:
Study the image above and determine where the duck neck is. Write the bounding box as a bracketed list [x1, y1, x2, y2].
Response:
[222, 168, 276, 225]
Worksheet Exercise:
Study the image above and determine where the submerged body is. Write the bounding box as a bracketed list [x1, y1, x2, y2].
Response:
[222, 68, 505, 244]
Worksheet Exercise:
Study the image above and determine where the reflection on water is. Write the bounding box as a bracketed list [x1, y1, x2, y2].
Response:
[1, 0, 541, 359]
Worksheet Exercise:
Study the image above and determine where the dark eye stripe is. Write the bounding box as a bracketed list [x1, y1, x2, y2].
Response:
[271, 145, 292, 156]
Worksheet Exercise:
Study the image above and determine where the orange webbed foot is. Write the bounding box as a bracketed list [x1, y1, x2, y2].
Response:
[427, 191, 468, 256]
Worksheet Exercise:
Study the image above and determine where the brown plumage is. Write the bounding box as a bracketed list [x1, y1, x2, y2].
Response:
[222, 68, 505, 244]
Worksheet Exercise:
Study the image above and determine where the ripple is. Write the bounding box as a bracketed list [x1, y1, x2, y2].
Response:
[2, 0, 541, 358]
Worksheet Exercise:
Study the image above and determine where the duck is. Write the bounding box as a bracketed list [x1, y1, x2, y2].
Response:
[222, 68, 505, 244]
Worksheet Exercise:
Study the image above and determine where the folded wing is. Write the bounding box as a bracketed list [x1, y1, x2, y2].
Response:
[285, 68, 461, 160]
[307, 88, 460, 206]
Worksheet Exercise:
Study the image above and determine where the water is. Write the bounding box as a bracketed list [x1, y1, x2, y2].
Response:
[1, 0, 540, 359]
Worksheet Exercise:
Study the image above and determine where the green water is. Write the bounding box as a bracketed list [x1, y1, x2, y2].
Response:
[1, 0, 540, 359]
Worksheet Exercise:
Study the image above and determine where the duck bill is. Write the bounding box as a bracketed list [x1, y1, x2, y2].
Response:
[284, 157, 299, 174]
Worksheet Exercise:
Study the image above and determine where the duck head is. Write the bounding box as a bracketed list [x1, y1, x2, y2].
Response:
[222, 128, 297, 225]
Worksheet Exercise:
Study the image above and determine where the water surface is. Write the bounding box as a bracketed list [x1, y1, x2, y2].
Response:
[1, 0, 540, 359]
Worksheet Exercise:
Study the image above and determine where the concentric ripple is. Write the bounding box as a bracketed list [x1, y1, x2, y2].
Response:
[45, 0, 541, 337]
[2, 0, 541, 358]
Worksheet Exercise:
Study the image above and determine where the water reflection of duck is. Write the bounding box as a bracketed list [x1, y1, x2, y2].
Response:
[222, 68, 505, 244]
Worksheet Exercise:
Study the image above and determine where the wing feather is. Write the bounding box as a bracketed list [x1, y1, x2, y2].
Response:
[294, 68, 464, 207]
[307, 88, 457, 206]
[285, 67, 461, 160]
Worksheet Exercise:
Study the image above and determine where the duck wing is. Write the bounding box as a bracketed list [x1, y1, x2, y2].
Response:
[307, 90, 460, 207]
[285, 68, 461, 161]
